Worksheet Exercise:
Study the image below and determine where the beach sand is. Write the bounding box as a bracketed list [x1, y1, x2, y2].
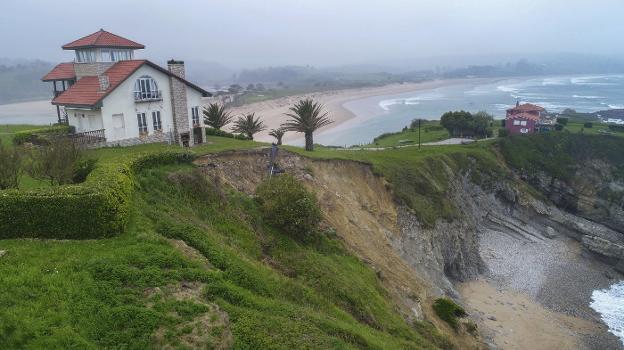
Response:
[464, 228, 623, 350]
[228, 78, 494, 144]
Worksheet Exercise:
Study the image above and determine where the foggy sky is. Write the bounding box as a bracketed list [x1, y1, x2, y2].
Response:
[1, 0, 623, 69]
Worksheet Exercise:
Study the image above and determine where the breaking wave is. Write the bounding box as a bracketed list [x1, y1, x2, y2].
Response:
[590, 281, 624, 345]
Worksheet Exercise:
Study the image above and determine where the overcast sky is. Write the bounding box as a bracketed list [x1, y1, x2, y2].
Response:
[1, 0, 623, 68]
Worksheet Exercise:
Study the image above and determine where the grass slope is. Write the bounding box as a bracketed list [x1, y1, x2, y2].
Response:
[364, 122, 450, 148]
[0, 152, 450, 349]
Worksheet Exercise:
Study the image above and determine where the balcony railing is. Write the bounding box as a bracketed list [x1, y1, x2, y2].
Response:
[134, 90, 162, 102]
[69, 129, 106, 145]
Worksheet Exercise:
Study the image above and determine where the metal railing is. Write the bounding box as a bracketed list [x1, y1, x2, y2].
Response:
[134, 90, 162, 102]
[69, 129, 106, 144]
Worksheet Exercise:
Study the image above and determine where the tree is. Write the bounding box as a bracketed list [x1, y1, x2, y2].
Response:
[472, 111, 494, 138]
[232, 113, 266, 140]
[282, 98, 333, 151]
[203, 103, 233, 130]
[0, 143, 22, 189]
[557, 117, 569, 126]
[228, 84, 243, 94]
[246, 83, 255, 91]
[30, 138, 82, 185]
[269, 128, 286, 145]
[440, 110, 471, 137]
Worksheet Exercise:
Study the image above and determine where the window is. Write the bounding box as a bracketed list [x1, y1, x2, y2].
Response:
[520, 120, 527, 126]
[101, 49, 133, 62]
[152, 111, 162, 131]
[191, 106, 200, 126]
[75, 50, 96, 63]
[137, 113, 148, 135]
[513, 120, 521, 126]
[134, 76, 161, 100]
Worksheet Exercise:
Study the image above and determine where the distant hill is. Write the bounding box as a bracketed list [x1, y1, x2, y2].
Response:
[0, 59, 53, 105]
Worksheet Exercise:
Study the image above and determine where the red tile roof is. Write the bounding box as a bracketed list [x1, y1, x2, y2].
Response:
[62, 29, 145, 50]
[506, 112, 540, 121]
[507, 103, 545, 113]
[42, 62, 76, 81]
[52, 60, 210, 107]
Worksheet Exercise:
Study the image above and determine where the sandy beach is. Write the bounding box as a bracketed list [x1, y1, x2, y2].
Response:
[463, 228, 623, 349]
[228, 78, 496, 144]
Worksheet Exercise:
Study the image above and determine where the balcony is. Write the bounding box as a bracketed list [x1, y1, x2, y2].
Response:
[134, 90, 162, 102]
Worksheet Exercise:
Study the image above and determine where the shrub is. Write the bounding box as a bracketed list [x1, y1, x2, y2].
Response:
[608, 124, 624, 132]
[72, 159, 98, 183]
[432, 298, 467, 331]
[255, 175, 322, 240]
[584, 122, 593, 128]
[555, 124, 564, 131]
[557, 117, 568, 126]
[0, 150, 195, 239]
[0, 143, 22, 190]
[29, 138, 82, 185]
[498, 128, 509, 137]
[205, 127, 250, 140]
[12, 125, 72, 145]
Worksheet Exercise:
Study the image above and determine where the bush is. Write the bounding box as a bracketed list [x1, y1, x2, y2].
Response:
[72, 159, 98, 183]
[0, 143, 22, 190]
[13, 125, 72, 145]
[0, 150, 195, 239]
[432, 298, 467, 331]
[608, 124, 624, 132]
[255, 175, 322, 240]
[29, 138, 82, 185]
[498, 128, 509, 137]
[557, 117, 568, 126]
[584, 122, 593, 128]
[205, 127, 250, 140]
[555, 124, 564, 131]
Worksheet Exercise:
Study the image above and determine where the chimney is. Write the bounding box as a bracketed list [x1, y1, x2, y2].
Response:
[98, 74, 110, 91]
[167, 59, 185, 79]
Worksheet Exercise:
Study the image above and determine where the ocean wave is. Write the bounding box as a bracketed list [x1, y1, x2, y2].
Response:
[590, 281, 624, 345]
[497, 85, 520, 93]
[609, 104, 624, 109]
[573, 95, 603, 99]
[542, 77, 569, 86]
[378, 94, 442, 111]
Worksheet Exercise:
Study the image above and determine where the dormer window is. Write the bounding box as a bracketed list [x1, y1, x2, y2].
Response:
[75, 50, 96, 63]
[134, 75, 162, 101]
[101, 49, 133, 62]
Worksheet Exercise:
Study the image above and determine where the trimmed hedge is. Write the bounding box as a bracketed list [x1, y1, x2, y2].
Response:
[13, 125, 72, 145]
[0, 150, 195, 239]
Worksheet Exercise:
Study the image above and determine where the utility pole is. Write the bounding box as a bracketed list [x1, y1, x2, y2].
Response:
[418, 119, 421, 149]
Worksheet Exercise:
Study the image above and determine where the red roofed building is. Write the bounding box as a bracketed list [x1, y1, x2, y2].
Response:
[505, 102, 546, 135]
[42, 29, 211, 147]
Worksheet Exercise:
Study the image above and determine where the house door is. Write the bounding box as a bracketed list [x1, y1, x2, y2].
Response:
[112, 114, 125, 140]
[193, 127, 203, 145]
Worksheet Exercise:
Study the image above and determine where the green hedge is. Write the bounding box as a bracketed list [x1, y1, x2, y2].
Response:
[0, 150, 195, 239]
[13, 125, 72, 145]
[205, 127, 250, 140]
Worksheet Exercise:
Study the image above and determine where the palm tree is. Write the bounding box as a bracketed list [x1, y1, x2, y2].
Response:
[268, 128, 286, 145]
[281, 98, 333, 151]
[203, 103, 233, 130]
[232, 113, 266, 140]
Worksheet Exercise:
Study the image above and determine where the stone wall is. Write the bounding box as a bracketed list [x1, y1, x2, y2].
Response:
[101, 131, 173, 148]
[74, 62, 114, 80]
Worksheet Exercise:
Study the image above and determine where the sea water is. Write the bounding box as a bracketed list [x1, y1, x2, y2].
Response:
[315, 74, 624, 146]
[590, 281, 624, 345]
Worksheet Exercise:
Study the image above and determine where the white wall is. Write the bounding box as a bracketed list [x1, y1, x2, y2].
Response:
[100, 65, 175, 142]
[186, 86, 205, 130]
[66, 108, 103, 133]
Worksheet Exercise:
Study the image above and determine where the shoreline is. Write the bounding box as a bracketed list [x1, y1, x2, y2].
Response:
[463, 228, 623, 350]
[228, 77, 503, 144]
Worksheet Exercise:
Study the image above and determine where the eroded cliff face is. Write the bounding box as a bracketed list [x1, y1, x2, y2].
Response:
[195, 148, 623, 349]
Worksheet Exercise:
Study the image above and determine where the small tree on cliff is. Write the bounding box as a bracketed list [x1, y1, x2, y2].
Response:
[282, 98, 333, 151]
[269, 128, 286, 145]
[232, 113, 266, 140]
[203, 103, 233, 130]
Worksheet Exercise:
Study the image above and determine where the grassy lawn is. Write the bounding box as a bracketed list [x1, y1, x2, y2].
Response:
[363, 121, 450, 148]
[564, 121, 624, 137]
[0, 162, 449, 349]
[0, 124, 47, 145]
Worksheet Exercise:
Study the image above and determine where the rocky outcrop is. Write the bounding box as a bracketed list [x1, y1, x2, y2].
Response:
[523, 159, 624, 233]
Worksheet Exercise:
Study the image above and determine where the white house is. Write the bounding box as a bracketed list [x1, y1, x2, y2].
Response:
[42, 29, 211, 147]
[605, 118, 624, 125]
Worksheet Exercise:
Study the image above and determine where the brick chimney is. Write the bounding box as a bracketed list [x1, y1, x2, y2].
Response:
[167, 59, 185, 78]
[167, 59, 190, 146]
[98, 75, 110, 91]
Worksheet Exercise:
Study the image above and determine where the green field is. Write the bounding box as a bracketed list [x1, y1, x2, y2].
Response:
[564, 121, 623, 137]
[363, 121, 450, 148]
